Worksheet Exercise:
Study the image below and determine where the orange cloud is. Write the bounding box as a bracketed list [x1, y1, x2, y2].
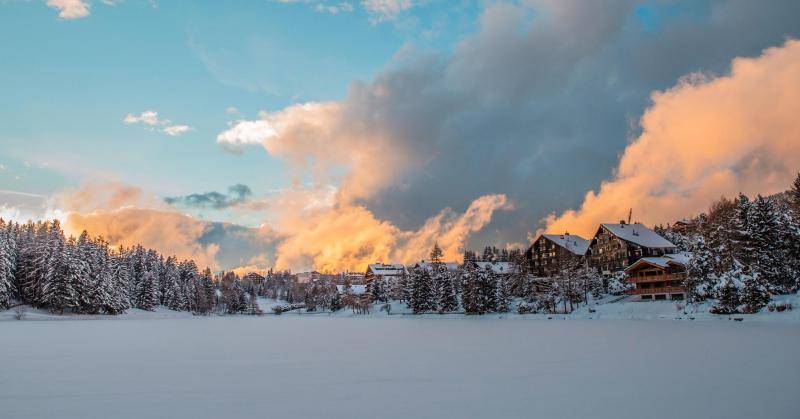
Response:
[545, 39, 800, 236]
[273, 194, 510, 273]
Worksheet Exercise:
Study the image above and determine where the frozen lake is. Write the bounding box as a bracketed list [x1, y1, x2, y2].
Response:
[1, 316, 798, 419]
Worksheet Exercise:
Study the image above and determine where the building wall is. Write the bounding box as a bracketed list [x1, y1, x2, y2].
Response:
[527, 236, 584, 277]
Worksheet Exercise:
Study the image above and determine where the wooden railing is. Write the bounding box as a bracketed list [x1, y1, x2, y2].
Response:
[626, 273, 685, 284]
[627, 286, 685, 295]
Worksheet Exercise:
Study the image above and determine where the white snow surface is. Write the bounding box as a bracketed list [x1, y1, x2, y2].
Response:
[2, 296, 800, 419]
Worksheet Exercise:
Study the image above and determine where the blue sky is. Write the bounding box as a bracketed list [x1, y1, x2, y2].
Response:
[0, 0, 478, 200]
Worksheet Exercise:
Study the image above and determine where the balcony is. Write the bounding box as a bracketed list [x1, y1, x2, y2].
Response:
[626, 273, 685, 284]
[627, 286, 686, 295]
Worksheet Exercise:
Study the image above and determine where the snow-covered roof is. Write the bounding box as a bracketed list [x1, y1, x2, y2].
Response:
[336, 284, 367, 295]
[624, 252, 692, 272]
[475, 261, 514, 274]
[600, 223, 676, 249]
[540, 234, 590, 255]
[366, 264, 406, 276]
[416, 261, 459, 272]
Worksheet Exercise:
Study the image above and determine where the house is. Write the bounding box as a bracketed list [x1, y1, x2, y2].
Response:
[669, 219, 698, 235]
[241, 272, 265, 286]
[413, 261, 460, 274]
[624, 252, 690, 301]
[474, 261, 515, 277]
[296, 271, 322, 284]
[587, 222, 677, 276]
[526, 233, 590, 277]
[339, 271, 365, 285]
[364, 263, 407, 285]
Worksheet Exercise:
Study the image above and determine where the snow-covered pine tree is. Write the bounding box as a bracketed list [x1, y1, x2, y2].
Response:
[409, 267, 433, 314]
[730, 194, 755, 266]
[460, 259, 479, 314]
[178, 260, 199, 312]
[789, 172, 800, 219]
[0, 222, 16, 309]
[136, 270, 159, 311]
[496, 274, 512, 313]
[161, 257, 185, 311]
[740, 270, 770, 314]
[477, 265, 497, 314]
[711, 266, 742, 314]
[40, 225, 75, 313]
[685, 235, 718, 302]
[748, 195, 788, 293]
[436, 265, 458, 313]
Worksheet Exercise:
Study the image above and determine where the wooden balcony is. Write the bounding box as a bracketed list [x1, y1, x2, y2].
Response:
[626, 273, 685, 284]
[627, 286, 686, 295]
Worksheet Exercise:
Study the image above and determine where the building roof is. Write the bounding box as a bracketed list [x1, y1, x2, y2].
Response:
[624, 252, 692, 272]
[539, 234, 590, 255]
[416, 261, 459, 272]
[336, 284, 367, 295]
[475, 261, 514, 274]
[600, 223, 676, 249]
[366, 264, 406, 276]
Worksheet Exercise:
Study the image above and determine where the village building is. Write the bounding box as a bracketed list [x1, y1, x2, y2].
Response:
[296, 271, 323, 284]
[624, 253, 690, 301]
[669, 219, 699, 235]
[474, 261, 515, 277]
[587, 222, 677, 276]
[414, 261, 460, 274]
[526, 233, 590, 277]
[364, 263, 407, 285]
[335, 284, 367, 295]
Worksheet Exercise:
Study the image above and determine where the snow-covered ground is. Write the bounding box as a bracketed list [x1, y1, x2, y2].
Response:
[1, 307, 798, 419]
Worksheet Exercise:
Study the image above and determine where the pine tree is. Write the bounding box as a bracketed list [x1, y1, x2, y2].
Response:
[740, 271, 770, 314]
[460, 261, 479, 314]
[435, 265, 458, 313]
[162, 257, 185, 310]
[685, 236, 718, 302]
[711, 267, 742, 314]
[41, 232, 76, 313]
[496, 275, 512, 313]
[430, 242, 443, 264]
[789, 172, 800, 219]
[0, 223, 16, 309]
[477, 265, 497, 313]
[137, 270, 159, 311]
[409, 267, 433, 314]
[748, 195, 787, 293]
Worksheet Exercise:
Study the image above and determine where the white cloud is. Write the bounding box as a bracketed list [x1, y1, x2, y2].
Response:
[225, 106, 240, 115]
[123, 110, 193, 137]
[163, 125, 192, 136]
[46, 0, 90, 19]
[217, 119, 278, 148]
[315, 2, 354, 14]
[361, 0, 412, 22]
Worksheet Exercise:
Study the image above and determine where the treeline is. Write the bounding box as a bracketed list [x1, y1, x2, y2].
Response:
[364, 244, 603, 315]
[654, 174, 800, 314]
[0, 219, 260, 315]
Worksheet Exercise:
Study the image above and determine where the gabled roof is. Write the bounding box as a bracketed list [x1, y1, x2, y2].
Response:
[366, 264, 406, 277]
[415, 261, 459, 272]
[624, 252, 692, 273]
[475, 261, 514, 274]
[538, 234, 590, 255]
[599, 223, 676, 249]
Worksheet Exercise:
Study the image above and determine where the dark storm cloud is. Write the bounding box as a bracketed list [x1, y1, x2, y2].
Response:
[353, 0, 800, 246]
[164, 183, 252, 209]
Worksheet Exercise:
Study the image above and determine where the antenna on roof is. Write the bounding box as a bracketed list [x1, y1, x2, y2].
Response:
[627, 208, 632, 225]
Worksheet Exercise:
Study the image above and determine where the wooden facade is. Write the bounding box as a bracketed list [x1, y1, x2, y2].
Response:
[624, 257, 687, 300]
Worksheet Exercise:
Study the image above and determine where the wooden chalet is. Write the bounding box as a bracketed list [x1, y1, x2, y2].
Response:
[587, 222, 677, 276]
[624, 253, 690, 301]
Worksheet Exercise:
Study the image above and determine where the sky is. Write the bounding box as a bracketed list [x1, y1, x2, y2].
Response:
[1, 0, 800, 273]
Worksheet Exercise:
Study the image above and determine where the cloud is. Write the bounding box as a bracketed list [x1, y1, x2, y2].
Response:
[544, 39, 800, 237]
[221, 0, 800, 252]
[361, 0, 413, 22]
[315, 2, 354, 15]
[272, 194, 511, 272]
[164, 184, 253, 210]
[46, 0, 90, 19]
[124, 110, 193, 136]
